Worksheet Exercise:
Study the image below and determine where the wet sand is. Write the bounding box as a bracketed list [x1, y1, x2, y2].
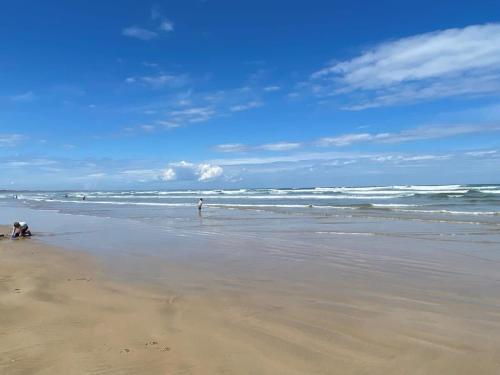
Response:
[1, 224, 500, 374]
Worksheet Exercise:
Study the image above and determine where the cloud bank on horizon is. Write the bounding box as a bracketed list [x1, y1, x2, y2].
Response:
[0, 1, 499, 189]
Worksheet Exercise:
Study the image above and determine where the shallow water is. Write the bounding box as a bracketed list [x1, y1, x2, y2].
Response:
[1, 189, 499, 290]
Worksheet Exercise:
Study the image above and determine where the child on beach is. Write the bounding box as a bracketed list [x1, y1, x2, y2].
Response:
[11, 221, 32, 239]
[197, 198, 203, 211]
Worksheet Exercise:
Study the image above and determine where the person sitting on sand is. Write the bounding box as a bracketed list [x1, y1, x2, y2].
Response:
[197, 198, 203, 211]
[11, 221, 32, 239]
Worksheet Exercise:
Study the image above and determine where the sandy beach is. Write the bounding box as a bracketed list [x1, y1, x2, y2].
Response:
[2, 217, 500, 374]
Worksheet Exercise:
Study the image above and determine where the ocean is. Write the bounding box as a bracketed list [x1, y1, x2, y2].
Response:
[1, 184, 499, 268]
[2, 184, 499, 221]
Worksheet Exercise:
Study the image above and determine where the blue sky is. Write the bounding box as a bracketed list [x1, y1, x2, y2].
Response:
[1, 0, 500, 189]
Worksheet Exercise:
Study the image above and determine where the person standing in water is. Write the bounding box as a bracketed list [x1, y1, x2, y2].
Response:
[197, 198, 203, 211]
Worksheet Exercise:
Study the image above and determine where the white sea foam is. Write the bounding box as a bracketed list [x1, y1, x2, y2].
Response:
[395, 208, 499, 216]
[371, 203, 423, 208]
[24, 194, 414, 201]
[315, 231, 375, 236]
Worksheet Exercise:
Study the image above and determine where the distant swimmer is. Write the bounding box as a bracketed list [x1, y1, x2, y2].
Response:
[82, 195, 86, 201]
[11, 221, 32, 239]
[197, 198, 203, 211]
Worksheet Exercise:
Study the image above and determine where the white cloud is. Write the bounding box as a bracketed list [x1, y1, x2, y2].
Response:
[156, 120, 180, 129]
[140, 124, 156, 132]
[264, 86, 281, 92]
[160, 20, 174, 32]
[317, 124, 500, 146]
[86, 173, 107, 178]
[213, 124, 500, 157]
[126, 74, 188, 88]
[259, 142, 302, 151]
[169, 106, 216, 123]
[208, 152, 367, 166]
[160, 162, 223, 182]
[317, 133, 372, 146]
[197, 164, 223, 181]
[151, 8, 174, 32]
[341, 75, 500, 110]
[162, 168, 177, 181]
[10, 159, 57, 167]
[230, 101, 263, 112]
[311, 23, 500, 108]
[213, 143, 248, 153]
[0, 134, 23, 147]
[170, 161, 195, 168]
[122, 26, 158, 40]
[214, 141, 301, 153]
[129, 86, 264, 132]
[400, 154, 451, 162]
[143, 62, 159, 68]
[10, 91, 37, 102]
[466, 150, 497, 157]
[141, 74, 185, 87]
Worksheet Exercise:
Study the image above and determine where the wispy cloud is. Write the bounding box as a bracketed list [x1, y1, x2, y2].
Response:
[371, 154, 452, 162]
[159, 20, 174, 32]
[125, 73, 188, 88]
[229, 101, 263, 112]
[151, 7, 174, 32]
[10, 91, 37, 102]
[465, 150, 497, 157]
[213, 123, 500, 154]
[122, 26, 158, 40]
[0, 134, 23, 147]
[169, 106, 217, 124]
[5, 158, 58, 167]
[310, 23, 500, 109]
[143, 61, 160, 68]
[259, 142, 302, 151]
[214, 141, 302, 153]
[317, 133, 372, 147]
[139, 124, 156, 132]
[213, 143, 248, 153]
[317, 124, 500, 146]
[126, 86, 265, 133]
[263, 85, 281, 92]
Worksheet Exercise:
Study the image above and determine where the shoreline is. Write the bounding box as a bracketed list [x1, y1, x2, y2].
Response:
[2, 222, 500, 374]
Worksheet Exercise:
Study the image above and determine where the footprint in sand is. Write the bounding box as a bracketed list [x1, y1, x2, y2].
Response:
[13, 288, 21, 293]
[145, 341, 170, 352]
[120, 348, 130, 354]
